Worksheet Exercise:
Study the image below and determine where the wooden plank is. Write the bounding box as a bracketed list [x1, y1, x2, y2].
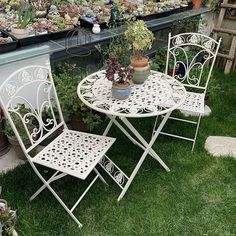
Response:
[224, 15, 236, 20]
[216, 0, 228, 28]
[221, 3, 236, 9]
[217, 53, 234, 60]
[225, 36, 236, 74]
[213, 27, 236, 35]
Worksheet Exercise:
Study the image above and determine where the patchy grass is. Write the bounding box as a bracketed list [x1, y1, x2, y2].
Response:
[0, 69, 236, 235]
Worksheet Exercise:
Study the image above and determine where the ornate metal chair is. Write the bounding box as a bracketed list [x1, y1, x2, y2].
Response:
[157, 32, 221, 151]
[0, 64, 115, 227]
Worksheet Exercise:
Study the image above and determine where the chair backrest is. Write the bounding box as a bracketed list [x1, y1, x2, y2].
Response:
[165, 32, 221, 92]
[0, 64, 66, 156]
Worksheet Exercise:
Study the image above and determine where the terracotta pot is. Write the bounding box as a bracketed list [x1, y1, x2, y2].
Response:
[130, 56, 149, 67]
[112, 82, 131, 100]
[132, 64, 150, 72]
[130, 56, 150, 84]
[192, 0, 201, 9]
[11, 25, 29, 39]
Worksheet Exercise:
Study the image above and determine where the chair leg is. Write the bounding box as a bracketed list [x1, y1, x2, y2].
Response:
[94, 167, 108, 185]
[29, 163, 101, 227]
[191, 114, 202, 152]
[37, 174, 83, 227]
[30, 171, 59, 201]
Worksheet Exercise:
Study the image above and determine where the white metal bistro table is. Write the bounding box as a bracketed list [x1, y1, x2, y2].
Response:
[77, 70, 186, 201]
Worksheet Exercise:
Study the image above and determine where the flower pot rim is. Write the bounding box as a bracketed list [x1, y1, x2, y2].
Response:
[130, 55, 149, 61]
[112, 81, 131, 88]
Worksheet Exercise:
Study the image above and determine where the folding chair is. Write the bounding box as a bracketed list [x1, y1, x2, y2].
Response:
[0, 64, 115, 227]
[157, 32, 221, 151]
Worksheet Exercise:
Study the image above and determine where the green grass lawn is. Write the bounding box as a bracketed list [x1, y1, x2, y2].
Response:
[1, 69, 236, 236]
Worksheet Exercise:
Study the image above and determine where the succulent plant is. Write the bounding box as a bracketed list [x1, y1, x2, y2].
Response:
[106, 56, 133, 84]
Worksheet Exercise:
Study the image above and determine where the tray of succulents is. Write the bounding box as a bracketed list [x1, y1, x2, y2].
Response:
[137, 1, 193, 21]
[0, 30, 17, 53]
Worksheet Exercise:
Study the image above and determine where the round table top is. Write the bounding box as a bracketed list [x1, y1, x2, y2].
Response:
[77, 70, 186, 118]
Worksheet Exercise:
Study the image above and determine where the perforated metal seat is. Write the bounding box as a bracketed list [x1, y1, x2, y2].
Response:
[178, 92, 205, 114]
[33, 130, 115, 180]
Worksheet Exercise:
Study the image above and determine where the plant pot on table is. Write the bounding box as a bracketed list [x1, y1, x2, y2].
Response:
[130, 56, 150, 84]
[112, 82, 132, 100]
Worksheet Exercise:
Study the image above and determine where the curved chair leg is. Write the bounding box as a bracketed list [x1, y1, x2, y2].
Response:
[192, 114, 202, 151]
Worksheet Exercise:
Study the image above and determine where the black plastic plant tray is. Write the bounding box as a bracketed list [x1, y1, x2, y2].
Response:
[0, 31, 17, 54]
[80, 17, 108, 30]
[50, 27, 77, 40]
[8, 32, 50, 47]
[80, 17, 127, 30]
[137, 3, 193, 21]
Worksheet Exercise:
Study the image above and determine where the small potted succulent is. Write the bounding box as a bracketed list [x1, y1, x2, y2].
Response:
[0, 187, 18, 236]
[125, 20, 154, 84]
[106, 56, 134, 100]
[11, 3, 35, 39]
[59, 3, 81, 25]
[32, 20, 50, 35]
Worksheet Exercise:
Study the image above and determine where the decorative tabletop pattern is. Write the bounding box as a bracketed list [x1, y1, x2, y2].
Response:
[77, 70, 186, 118]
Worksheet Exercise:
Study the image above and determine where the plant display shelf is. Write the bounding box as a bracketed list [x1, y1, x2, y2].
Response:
[0, 7, 209, 66]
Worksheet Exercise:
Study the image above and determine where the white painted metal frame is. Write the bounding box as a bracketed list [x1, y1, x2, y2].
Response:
[78, 70, 186, 201]
[158, 32, 221, 151]
[0, 64, 115, 227]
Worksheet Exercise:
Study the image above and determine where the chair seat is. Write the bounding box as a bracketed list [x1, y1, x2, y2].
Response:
[32, 129, 115, 180]
[178, 92, 205, 114]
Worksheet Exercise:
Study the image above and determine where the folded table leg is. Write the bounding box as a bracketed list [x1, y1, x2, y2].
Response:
[101, 112, 172, 201]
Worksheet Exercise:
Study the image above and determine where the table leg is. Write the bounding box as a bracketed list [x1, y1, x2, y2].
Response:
[103, 116, 115, 136]
[117, 111, 171, 201]
[101, 112, 171, 201]
[120, 112, 171, 172]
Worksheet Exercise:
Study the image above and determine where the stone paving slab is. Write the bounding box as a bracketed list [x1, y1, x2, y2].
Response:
[0, 148, 25, 174]
[205, 136, 236, 158]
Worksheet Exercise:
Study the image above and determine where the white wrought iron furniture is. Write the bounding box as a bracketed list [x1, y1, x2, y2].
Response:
[77, 70, 186, 201]
[0, 64, 116, 227]
[158, 32, 221, 151]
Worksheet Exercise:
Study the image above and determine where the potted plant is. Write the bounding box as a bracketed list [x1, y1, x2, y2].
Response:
[10, 3, 35, 39]
[3, 104, 35, 160]
[32, 20, 50, 35]
[0, 187, 18, 236]
[192, 0, 201, 9]
[53, 63, 102, 131]
[106, 56, 133, 100]
[124, 20, 154, 84]
[0, 108, 9, 157]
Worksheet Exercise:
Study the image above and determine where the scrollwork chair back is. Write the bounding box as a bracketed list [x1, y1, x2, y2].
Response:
[0, 65, 66, 156]
[166, 33, 221, 91]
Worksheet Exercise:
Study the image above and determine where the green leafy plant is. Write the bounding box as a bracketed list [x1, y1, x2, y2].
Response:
[124, 20, 154, 59]
[0, 187, 17, 236]
[16, 3, 35, 29]
[53, 63, 102, 131]
[202, 0, 222, 11]
[95, 36, 132, 67]
[3, 104, 35, 141]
